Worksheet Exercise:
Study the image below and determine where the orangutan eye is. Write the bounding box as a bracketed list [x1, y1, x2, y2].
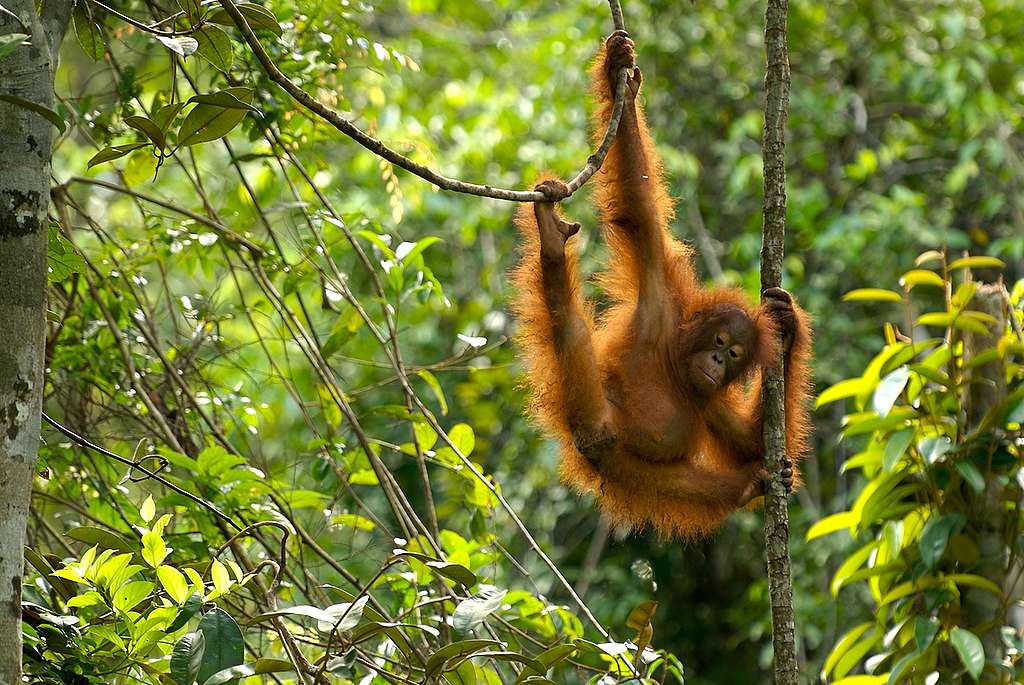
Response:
[729, 345, 743, 360]
[715, 334, 725, 346]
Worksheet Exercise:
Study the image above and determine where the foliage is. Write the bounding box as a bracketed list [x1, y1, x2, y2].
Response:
[814, 255, 1024, 683]
[4, 0, 1023, 682]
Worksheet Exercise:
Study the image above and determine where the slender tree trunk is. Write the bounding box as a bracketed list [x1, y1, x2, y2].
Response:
[0, 2, 70, 682]
[963, 283, 1010, 664]
[760, 0, 799, 682]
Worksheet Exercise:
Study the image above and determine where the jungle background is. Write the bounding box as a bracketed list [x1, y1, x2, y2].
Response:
[9, 0, 1024, 683]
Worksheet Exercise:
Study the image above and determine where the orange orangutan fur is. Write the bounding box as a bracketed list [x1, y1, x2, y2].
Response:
[511, 34, 813, 539]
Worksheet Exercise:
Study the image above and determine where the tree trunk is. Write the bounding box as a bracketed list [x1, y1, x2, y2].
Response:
[0, 2, 70, 682]
[962, 283, 1010, 664]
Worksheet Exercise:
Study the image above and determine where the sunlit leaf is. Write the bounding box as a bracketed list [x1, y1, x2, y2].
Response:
[899, 269, 945, 288]
[949, 627, 984, 680]
[817, 378, 866, 408]
[842, 288, 903, 303]
[806, 511, 857, 541]
[157, 35, 199, 56]
[453, 586, 507, 632]
[948, 256, 1004, 271]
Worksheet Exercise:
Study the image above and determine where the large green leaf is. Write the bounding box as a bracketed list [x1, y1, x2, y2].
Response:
[176, 88, 254, 147]
[949, 627, 984, 680]
[196, 608, 244, 685]
[170, 631, 206, 685]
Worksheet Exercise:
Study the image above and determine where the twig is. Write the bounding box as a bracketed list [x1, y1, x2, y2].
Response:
[215, 0, 630, 202]
[41, 412, 241, 530]
[61, 176, 265, 256]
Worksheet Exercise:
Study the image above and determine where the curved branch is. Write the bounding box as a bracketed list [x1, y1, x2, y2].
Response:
[216, 0, 629, 202]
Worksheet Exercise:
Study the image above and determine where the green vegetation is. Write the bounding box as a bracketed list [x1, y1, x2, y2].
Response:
[3, 0, 1024, 683]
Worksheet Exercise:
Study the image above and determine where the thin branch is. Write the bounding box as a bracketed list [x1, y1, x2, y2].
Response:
[60, 176, 265, 256]
[759, 0, 800, 681]
[41, 412, 241, 530]
[215, 0, 629, 202]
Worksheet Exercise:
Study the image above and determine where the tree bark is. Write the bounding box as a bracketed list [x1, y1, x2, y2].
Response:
[0, 2, 70, 682]
[962, 283, 1010, 662]
[760, 0, 799, 682]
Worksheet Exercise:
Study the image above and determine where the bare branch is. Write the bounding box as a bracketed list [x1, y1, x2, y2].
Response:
[216, 0, 630, 202]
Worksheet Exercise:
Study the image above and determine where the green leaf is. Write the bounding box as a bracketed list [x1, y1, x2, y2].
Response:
[196, 608, 244, 685]
[317, 597, 368, 634]
[140, 495, 156, 523]
[356, 230, 397, 259]
[202, 660, 294, 685]
[915, 617, 939, 652]
[124, 115, 166, 149]
[0, 93, 65, 132]
[949, 627, 984, 680]
[872, 367, 910, 417]
[207, 3, 283, 36]
[816, 378, 866, 408]
[948, 256, 1004, 271]
[882, 429, 914, 472]
[47, 222, 86, 282]
[158, 566, 190, 604]
[331, 513, 375, 531]
[141, 530, 167, 567]
[842, 288, 903, 303]
[830, 542, 875, 596]
[176, 0, 203, 23]
[418, 369, 449, 415]
[424, 640, 503, 682]
[918, 436, 952, 464]
[917, 312, 953, 328]
[87, 142, 150, 168]
[153, 102, 189, 131]
[397, 236, 442, 269]
[955, 461, 985, 495]
[919, 514, 964, 569]
[112, 580, 154, 613]
[453, 586, 507, 632]
[72, 5, 105, 60]
[899, 269, 946, 288]
[449, 423, 475, 456]
[177, 88, 254, 147]
[167, 594, 203, 633]
[396, 550, 477, 587]
[171, 631, 206, 685]
[0, 32, 28, 62]
[249, 604, 334, 625]
[806, 511, 857, 541]
[945, 573, 1002, 595]
[195, 27, 234, 72]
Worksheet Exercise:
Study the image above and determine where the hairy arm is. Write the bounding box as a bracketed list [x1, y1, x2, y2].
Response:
[532, 181, 618, 461]
[591, 32, 679, 331]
